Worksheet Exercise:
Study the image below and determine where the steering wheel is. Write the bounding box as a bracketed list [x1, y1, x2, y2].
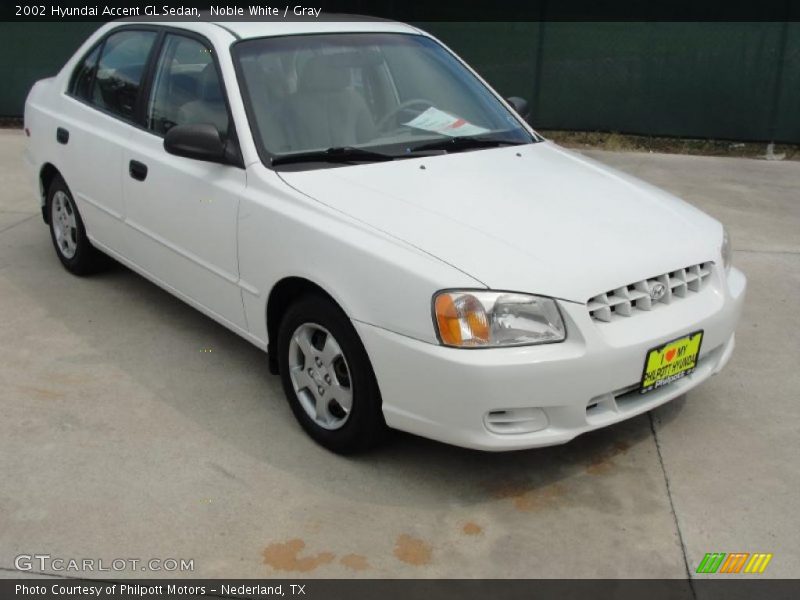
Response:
[376, 99, 434, 132]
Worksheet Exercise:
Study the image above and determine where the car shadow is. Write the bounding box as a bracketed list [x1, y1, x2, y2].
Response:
[4, 219, 687, 511]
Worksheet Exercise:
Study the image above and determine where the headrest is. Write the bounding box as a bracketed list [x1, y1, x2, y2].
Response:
[200, 63, 223, 102]
[298, 54, 350, 93]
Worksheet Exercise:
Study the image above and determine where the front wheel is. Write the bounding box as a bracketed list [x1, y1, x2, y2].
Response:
[277, 294, 387, 454]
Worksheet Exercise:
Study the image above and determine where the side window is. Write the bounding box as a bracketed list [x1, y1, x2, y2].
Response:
[93, 30, 157, 120]
[147, 34, 229, 136]
[70, 45, 101, 100]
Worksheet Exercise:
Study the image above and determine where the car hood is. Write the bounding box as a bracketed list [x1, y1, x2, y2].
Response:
[278, 142, 721, 303]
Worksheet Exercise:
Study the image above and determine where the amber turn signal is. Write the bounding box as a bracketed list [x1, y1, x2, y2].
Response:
[434, 292, 490, 347]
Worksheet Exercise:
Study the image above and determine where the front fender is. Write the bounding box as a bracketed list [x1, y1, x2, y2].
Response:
[238, 165, 482, 346]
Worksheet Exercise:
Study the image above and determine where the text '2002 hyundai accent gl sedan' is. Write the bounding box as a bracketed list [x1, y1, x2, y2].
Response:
[24, 18, 746, 453]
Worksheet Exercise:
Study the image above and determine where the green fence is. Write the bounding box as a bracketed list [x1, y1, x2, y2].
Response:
[2, 21, 798, 142]
[1, 22, 101, 117]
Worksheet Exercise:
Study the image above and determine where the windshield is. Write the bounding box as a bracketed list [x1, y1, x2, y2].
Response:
[232, 33, 537, 167]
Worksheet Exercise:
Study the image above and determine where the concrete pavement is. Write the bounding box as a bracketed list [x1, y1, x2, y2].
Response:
[0, 129, 797, 579]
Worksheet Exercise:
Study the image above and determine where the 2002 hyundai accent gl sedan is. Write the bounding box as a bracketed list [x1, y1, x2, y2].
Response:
[24, 18, 746, 453]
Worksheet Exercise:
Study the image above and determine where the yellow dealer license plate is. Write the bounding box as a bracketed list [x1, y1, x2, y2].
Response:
[640, 331, 703, 394]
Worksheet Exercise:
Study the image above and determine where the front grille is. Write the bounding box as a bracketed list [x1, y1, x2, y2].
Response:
[587, 262, 714, 323]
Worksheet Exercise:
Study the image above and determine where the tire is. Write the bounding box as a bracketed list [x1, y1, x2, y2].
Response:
[46, 175, 107, 275]
[277, 294, 387, 454]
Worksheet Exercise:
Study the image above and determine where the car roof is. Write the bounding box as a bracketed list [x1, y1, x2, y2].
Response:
[117, 15, 421, 40]
[217, 17, 420, 39]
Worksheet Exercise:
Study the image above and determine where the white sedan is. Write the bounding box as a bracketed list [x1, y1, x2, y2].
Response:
[24, 18, 746, 453]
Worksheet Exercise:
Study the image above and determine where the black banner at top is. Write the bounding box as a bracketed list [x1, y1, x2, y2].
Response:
[3, 0, 800, 22]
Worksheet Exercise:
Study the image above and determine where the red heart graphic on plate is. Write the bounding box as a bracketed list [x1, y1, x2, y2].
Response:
[665, 348, 677, 362]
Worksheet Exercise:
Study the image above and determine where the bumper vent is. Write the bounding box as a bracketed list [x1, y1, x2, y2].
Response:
[484, 408, 548, 435]
[587, 262, 714, 323]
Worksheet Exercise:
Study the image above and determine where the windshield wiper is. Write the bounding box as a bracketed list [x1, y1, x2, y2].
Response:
[409, 136, 524, 154]
[271, 146, 396, 166]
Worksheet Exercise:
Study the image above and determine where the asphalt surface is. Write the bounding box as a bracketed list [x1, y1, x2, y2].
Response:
[0, 129, 798, 579]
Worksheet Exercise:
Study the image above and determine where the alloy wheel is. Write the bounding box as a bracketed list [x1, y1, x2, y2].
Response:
[288, 322, 353, 430]
[51, 190, 78, 259]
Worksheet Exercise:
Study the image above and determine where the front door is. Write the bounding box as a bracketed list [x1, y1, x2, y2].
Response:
[121, 32, 247, 330]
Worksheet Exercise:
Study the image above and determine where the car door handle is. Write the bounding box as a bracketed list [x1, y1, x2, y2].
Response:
[56, 127, 69, 145]
[129, 160, 148, 182]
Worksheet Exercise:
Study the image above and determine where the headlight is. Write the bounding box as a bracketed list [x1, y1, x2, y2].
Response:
[721, 227, 732, 272]
[433, 291, 565, 348]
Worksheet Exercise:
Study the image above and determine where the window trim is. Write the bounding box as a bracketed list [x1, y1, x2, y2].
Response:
[64, 25, 244, 168]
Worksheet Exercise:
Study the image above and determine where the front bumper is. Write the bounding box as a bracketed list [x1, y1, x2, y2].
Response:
[355, 266, 746, 451]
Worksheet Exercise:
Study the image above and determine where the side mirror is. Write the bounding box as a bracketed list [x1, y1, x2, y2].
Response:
[164, 123, 228, 163]
[506, 96, 530, 121]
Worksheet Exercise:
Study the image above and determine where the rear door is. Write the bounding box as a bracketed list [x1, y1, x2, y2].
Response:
[59, 28, 158, 253]
[121, 31, 247, 330]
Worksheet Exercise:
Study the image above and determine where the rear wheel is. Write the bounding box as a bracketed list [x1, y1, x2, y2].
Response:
[277, 294, 387, 454]
[46, 176, 106, 275]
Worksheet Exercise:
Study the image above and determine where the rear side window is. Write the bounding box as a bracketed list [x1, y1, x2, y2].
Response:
[91, 30, 157, 120]
[70, 45, 101, 100]
[146, 34, 229, 136]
